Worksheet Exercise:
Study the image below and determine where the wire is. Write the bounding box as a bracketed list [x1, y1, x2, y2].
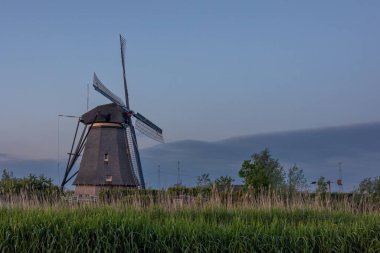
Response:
[57, 117, 61, 183]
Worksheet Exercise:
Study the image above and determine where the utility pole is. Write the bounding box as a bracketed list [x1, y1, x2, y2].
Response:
[57, 117, 60, 183]
[338, 162, 343, 192]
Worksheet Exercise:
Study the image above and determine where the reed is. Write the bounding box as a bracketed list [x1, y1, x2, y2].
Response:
[0, 206, 379, 252]
[0, 189, 379, 252]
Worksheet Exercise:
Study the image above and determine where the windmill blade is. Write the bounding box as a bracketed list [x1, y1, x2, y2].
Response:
[130, 125, 146, 189]
[125, 125, 142, 186]
[120, 34, 130, 110]
[93, 73, 126, 108]
[134, 113, 163, 134]
[134, 113, 164, 143]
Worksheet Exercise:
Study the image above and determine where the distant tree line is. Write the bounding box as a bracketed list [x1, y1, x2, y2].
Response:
[194, 148, 309, 193]
[194, 148, 380, 195]
[196, 173, 235, 188]
[2, 148, 378, 199]
[100, 148, 380, 204]
[0, 169, 60, 200]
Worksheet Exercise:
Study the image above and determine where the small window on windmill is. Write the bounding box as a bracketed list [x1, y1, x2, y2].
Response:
[105, 175, 112, 183]
[104, 153, 109, 163]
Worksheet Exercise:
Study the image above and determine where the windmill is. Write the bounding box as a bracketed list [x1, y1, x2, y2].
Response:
[60, 35, 163, 196]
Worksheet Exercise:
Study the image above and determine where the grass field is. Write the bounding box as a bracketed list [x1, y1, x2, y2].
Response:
[0, 202, 379, 252]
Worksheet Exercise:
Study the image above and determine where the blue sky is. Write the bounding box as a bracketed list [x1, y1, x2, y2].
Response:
[0, 1, 379, 187]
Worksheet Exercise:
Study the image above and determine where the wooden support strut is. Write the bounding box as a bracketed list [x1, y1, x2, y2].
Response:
[61, 118, 81, 191]
[60, 114, 98, 191]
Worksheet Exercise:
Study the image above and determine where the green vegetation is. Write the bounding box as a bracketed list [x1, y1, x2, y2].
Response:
[316, 176, 329, 194]
[0, 183, 379, 252]
[287, 165, 307, 192]
[214, 175, 234, 187]
[358, 177, 380, 194]
[0, 206, 379, 253]
[239, 148, 285, 189]
[1, 149, 380, 252]
[0, 169, 60, 202]
[196, 173, 212, 187]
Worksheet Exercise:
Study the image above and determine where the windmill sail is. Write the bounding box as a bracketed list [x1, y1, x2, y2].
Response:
[125, 124, 146, 189]
[135, 119, 164, 143]
[93, 73, 126, 108]
[124, 125, 141, 187]
[120, 35, 130, 110]
[134, 113, 163, 142]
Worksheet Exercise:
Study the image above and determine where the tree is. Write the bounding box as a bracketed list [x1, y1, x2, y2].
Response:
[287, 165, 307, 192]
[358, 177, 380, 194]
[238, 148, 285, 189]
[315, 176, 328, 194]
[1, 169, 13, 181]
[373, 177, 380, 194]
[196, 173, 211, 187]
[0, 170, 59, 196]
[358, 177, 374, 194]
[214, 176, 234, 187]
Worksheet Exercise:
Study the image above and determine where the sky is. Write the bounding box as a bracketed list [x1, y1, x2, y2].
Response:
[0, 1, 379, 188]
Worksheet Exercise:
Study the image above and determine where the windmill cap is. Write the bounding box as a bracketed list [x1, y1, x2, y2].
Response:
[81, 103, 127, 124]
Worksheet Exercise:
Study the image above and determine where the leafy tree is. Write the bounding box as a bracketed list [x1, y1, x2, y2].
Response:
[374, 177, 380, 194]
[315, 176, 328, 194]
[358, 177, 374, 194]
[214, 176, 234, 187]
[1, 169, 13, 181]
[357, 177, 380, 195]
[287, 165, 307, 192]
[196, 173, 211, 187]
[238, 148, 285, 189]
[0, 169, 59, 196]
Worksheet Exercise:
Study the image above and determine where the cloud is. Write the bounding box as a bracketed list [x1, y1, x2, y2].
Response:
[0, 153, 13, 162]
[1, 122, 379, 192]
[141, 122, 380, 190]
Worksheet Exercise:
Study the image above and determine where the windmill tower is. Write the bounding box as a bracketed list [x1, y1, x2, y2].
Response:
[60, 35, 163, 196]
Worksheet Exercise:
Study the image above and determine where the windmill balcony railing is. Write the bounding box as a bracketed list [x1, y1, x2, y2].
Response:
[67, 195, 98, 203]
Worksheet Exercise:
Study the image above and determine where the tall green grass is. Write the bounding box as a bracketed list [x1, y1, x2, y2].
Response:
[96, 188, 380, 214]
[0, 189, 379, 252]
[0, 206, 379, 252]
